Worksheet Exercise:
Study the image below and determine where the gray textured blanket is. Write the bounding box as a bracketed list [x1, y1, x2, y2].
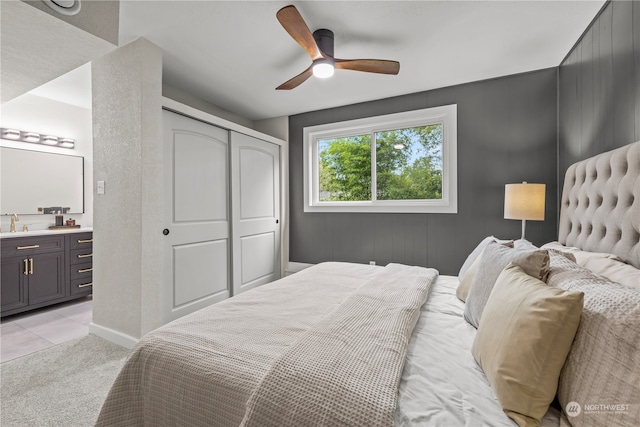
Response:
[96, 262, 437, 427]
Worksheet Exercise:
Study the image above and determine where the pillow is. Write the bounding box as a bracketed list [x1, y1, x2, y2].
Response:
[547, 251, 640, 426]
[579, 256, 640, 288]
[471, 263, 584, 427]
[457, 237, 513, 302]
[513, 239, 538, 250]
[458, 236, 513, 280]
[456, 249, 483, 302]
[463, 242, 550, 328]
[541, 241, 623, 265]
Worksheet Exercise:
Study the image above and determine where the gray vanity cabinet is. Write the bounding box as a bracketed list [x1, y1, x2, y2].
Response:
[1, 231, 92, 317]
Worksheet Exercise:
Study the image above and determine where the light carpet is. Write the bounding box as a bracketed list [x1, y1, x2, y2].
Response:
[1, 334, 130, 427]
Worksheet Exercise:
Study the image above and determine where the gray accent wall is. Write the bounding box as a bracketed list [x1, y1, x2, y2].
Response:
[559, 0, 640, 177]
[289, 69, 558, 275]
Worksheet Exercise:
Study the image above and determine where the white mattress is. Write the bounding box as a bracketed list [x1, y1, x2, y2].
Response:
[395, 274, 562, 426]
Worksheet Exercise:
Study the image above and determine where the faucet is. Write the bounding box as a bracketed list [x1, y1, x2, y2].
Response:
[10, 213, 19, 233]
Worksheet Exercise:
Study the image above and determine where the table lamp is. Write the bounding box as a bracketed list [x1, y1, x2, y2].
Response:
[504, 182, 545, 240]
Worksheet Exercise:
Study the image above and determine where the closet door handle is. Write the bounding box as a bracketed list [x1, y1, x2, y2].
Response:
[23, 259, 28, 276]
[29, 258, 34, 275]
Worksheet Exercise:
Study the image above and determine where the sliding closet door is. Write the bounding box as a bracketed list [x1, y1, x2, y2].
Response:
[162, 110, 231, 322]
[231, 132, 281, 295]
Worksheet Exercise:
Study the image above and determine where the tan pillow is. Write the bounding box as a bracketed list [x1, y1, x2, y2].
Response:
[547, 251, 640, 426]
[463, 242, 550, 328]
[456, 248, 483, 302]
[472, 263, 584, 427]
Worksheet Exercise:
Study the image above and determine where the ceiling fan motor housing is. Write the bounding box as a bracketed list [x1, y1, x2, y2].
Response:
[313, 29, 334, 57]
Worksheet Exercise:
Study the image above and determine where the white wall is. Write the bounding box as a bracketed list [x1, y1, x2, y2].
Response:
[0, 93, 93, 231]
[90, 38, 164, 346]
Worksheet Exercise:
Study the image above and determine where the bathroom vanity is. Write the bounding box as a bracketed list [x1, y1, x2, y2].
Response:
[1, 228, 92, 317]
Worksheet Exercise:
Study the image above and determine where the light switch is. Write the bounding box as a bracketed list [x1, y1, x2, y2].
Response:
[97, 180, 105, 194]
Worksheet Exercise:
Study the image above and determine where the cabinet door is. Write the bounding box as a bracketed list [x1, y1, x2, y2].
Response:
[1, 256, 29, 312]
[28, 252, 65, 305]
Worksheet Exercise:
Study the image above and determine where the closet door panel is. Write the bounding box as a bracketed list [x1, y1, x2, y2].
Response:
[163, 110, 231, 323]
[231, 132, 281, 295]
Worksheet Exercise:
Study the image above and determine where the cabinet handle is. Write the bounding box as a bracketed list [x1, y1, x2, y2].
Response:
[23, 259, 28, 276]
[78, 267, 93, 273]
[29, 258, 34, 275]
[17, 245, 40, 250]
[77, 239, 93, 244]
[77, 253, 93, 259]
[78, 283, 93, 288]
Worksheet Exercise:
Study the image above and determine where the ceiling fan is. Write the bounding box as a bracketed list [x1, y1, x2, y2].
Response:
[275, 5, 400, 90]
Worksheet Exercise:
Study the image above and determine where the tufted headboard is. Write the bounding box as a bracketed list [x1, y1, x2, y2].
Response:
[559, 141, 640, 269]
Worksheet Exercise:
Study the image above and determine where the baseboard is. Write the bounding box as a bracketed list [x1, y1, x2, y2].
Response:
[89, 323, 139, 349]
[285, 261, 314, 276]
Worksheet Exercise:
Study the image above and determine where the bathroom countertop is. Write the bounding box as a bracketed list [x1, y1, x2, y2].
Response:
[0, 227, 93, 239]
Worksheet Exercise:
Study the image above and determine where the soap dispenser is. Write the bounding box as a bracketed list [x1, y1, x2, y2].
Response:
[55, 211, 64, 227]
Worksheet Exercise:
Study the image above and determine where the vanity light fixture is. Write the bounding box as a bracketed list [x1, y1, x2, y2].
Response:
[0, 128, 75, 149]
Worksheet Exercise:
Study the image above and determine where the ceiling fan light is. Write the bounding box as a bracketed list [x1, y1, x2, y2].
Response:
[313, 62, 335, 79]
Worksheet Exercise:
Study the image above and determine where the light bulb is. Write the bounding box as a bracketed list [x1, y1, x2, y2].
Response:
[43, 135, 59, 145]
[313, 62, 334, 78]
[23, 132, 41, 143]
[2, 129, 20, 140]
[59, 138, 75, 148]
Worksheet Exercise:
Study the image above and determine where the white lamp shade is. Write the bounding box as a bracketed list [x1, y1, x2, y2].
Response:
[504, 183, 546, 221]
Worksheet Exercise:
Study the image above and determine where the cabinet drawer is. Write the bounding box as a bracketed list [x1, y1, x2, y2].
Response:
[70, 278, 92, 295]
[68, 232, 93, 250]
[70, 262, 93, 281]
[1, 235, 64, 257]
[70, 248, 93, 265]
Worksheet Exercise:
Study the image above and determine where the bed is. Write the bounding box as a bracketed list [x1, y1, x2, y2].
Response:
[96, 141, 640, 427]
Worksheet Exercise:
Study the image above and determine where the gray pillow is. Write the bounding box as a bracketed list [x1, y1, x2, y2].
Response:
[458, 236, 513, 280]
[463, 242, 550, 328]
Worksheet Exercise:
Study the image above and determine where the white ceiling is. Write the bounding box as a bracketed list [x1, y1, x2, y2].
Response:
[35, 1, 606, 121]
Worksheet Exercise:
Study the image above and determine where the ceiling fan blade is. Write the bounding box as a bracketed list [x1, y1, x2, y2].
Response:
[276, 5, 323, 61]
[276, 66, 313, 90]
[334, 59, 400, 75]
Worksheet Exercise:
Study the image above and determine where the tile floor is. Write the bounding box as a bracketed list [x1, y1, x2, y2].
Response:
[0, 297, 92, 363]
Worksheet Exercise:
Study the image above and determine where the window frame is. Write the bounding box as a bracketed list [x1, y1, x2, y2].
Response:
[303, 104, 457, 213]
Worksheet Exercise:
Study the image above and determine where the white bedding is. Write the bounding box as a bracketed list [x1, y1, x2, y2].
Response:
[396, 274, 561, 426]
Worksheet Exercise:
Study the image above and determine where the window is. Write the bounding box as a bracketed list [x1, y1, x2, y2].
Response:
[304, 105, 457, 213]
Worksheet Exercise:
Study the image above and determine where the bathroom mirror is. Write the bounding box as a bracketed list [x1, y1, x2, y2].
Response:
[1, 147, 84, 215]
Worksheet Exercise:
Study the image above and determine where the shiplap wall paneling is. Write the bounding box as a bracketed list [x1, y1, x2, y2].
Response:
[289, 69, 558, 275]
